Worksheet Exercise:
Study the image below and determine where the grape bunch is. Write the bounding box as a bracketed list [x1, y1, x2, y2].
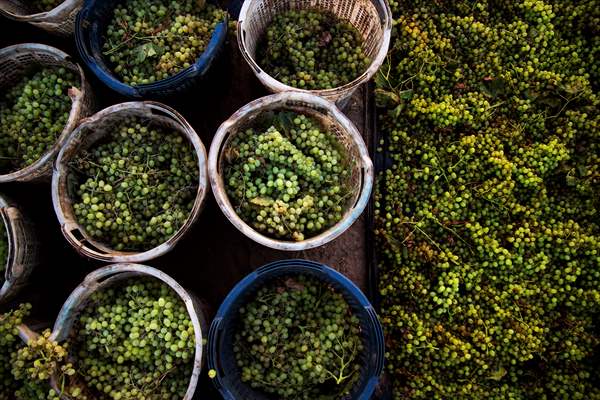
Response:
[0, 219, 7, 284]
[375, 0, 600, 399]
[103, 0, 227, 86]
[71, 279, 195, 400]
[257, 10, 370, 90]
[234, 275, 363, 399]
[33, 0, 63, 12]
[0, 304, 31, 400]
[0, 67, 77, 174]
[71, 117, 199, 252]
[224, 112, 353, 241]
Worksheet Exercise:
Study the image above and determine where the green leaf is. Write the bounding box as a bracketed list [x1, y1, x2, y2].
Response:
[250, 197, 274, 207]
[488, 367, 507, 381]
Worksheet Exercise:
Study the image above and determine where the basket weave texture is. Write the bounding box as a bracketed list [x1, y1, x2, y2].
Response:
[0, 0, 83, 36]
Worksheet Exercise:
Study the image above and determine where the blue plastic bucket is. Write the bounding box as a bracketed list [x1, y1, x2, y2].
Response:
[208, 259, 385, 400]
[75, 0, 228, 98]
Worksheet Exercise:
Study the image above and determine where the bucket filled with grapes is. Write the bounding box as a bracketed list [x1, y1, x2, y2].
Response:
[237, 0, 392, 107]
[208, 92, 373, 251]
[0, 43, 93, 183]
[52, 102, 208, 263]
[208, 259, 385, 400]
[47, 264, 209, 400]
[0, 0, 83, 35]
[0, 194, 39, 304]
[75, 0, 228, 98]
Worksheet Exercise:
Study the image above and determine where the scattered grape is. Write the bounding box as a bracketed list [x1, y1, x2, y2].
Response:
[224, 112, 354, 241]
[258, 10, 370, 90]
[70, 117, 199, 252]
[103, 0, 227, 86]
[0, 67, 77, 174]
[234, 275, 363, 399]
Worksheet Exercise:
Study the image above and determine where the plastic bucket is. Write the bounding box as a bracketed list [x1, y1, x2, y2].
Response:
[208, 92, 373, 251]
[75, 0, 228, 98]
[0, 0, 83, 36]
[50, 264, 209, 400]
[0, 194, 39, 304]
[52, 101, 209, 263]
[208, 259, 385, 400]
[237, 0, 392, 108]
[0, 43, 94, 183]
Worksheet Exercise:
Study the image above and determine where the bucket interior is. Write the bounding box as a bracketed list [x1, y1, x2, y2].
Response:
[240, 0, 386, 75]
[213, 266, 380, 400]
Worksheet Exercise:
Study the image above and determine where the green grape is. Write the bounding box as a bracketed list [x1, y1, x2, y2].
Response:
[257, 10, 371, 90]
[70, 279, 195, 400]
[0, 67, 77, 173]
[223, 112, 354, 241]
[70, 116, 199, 252]
[0, 219, 7, 286]
[0, 304, 30, 400]
[375, 1, 600, 399]
[103, 0, 227, 85]
[234, 275, 363, 399]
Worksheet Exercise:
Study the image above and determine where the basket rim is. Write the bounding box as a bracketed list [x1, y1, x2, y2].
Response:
[0, 194, 12, 300]
[50, 263, 206, 400]
[207, 259, 384, 400]
[51, 101, 209, 263]
[75, 0, 228, 98]
[0, 0, 81, 20]
[208, 91, 374, 251]
[0, 43, 89, 183]
[236, 0, 393, 100]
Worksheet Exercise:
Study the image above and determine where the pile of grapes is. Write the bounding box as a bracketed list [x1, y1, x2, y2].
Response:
[375, 0, 599, 398]
[224, 112, 353, 241]
[103, 0, 226, 86]
[70, 117, 199, 252]
[70, 279, 195, 399]
[0, 304, 29, 399]
[0, 219, 7, 284]
[234, 275, 363, 399]
[257, 10, 370, 90]
[0, 67, 77, 174]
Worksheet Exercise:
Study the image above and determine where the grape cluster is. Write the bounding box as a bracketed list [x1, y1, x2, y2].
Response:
[0, 219, 7, 285]
[33, 0, 63, 12]
[71, 279, 195, 400]
[71, 117, 199, 252]
[0, 304, 30, 400]
[0, 67, 77, 173]
[257, 10, 370, 90]
[224, 112, 353, 241]
[103, 0, 226, 86]
[234, 275, 363, 399]
[375, 1, 599, 399]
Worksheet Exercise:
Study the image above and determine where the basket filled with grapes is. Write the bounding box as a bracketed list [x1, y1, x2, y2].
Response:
[75, 0, 228, 98]
[49, 264, 209, 400]
[52, 101, 208, 263]
[0, 0, 83, 36]
[0, 194, 39, 304]
[0, 43, 93, 183]
[237, 0, 392, 107]
[208, 92, 373, 251]
[208, 259, 385, 400]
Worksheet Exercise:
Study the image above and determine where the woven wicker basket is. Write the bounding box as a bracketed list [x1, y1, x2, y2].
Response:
[51, 264, 209, 400]
[237, 0, 392, 107]
[208, 92, 373, 251]
[0, 43, 93, 183]
[0, 0, 83, 36]
[52, 102, 209, 263]
[0, 194, 39, 304]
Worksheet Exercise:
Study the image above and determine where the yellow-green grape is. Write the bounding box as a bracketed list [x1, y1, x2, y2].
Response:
[71, 279, 195, 400]
[0, 304, 31, 400]
[258, 10, 370, 90]
[0, 220, 7, 285]
[234, 275, 363, 399]
[103, 0, 227, 85]
[224, 112, 353, 241]
[375, 1, 600, 399]
[70, 117, 199, 252]
[0, 67, 77, 173]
